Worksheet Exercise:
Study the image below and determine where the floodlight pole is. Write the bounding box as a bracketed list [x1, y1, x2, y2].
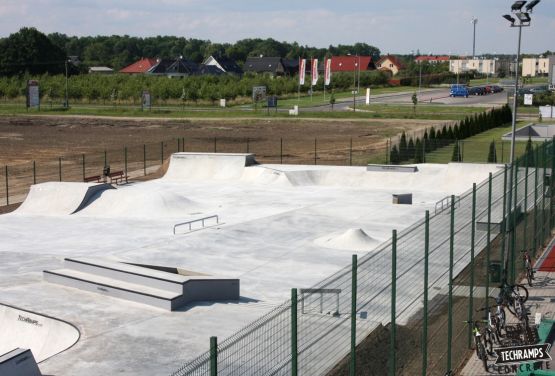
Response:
[509, 23, 522, 168]
[472, 18, 478, 58]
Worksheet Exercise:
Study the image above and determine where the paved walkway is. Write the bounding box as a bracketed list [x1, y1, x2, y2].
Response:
[461, 240, 555, 375]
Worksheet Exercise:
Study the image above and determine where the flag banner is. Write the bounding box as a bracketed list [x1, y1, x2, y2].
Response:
[324, 58, 331, 86]
[299, 59, 306, 85]
[311, 58, 319, 86]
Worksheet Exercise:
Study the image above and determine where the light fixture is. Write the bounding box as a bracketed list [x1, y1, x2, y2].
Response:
[525, 0, 540, 12]
[503, 14, 516, 24]
[511, 1, 527, 11]
[515, 12, 531, 22]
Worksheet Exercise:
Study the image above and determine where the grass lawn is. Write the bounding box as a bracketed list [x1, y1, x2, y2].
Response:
[423, 121, 554, 164]
[358, 104, 483, 120]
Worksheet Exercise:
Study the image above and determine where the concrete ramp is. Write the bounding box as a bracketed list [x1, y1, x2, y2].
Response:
[315, 228, 379, 251]
[0, 304, 80, 363]
[163, 153, 257, 181]
[14, 182, 113, 216]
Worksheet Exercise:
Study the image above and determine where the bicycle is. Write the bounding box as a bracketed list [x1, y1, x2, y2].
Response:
[465, 320, 492, 372]
[521, 250, 535, 287]
[497, 278, 529, 317]
[477, 302, 505, 344]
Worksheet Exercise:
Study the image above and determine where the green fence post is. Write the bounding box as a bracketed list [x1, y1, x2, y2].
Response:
[550, 138, 555, 231]
[534, 146, 539, 256]
[524, 153, 529, 254]
[486, 173, 492, 305]
[246, 138, 250, 153]
[177, 138, 180, 153]
[124, 147, 128, 183]
[350, 254, 357, 376]
[468, 183, 476, 349]
[161, 141, 164, 164]
[82, 154, 85, 181]
[104, 149, 107, 167]
[210, 336, 218, 376]
[501, 166, 508, 281]
[58, 157, 62, 181]
[33, 160, 36, 185]
[182, 137, 185, 152]
[350, 138, 353, 166]
[542, 143, 547, 245]
[4, 165, 8, 206]
[280, 138, 283, 164]
[314, 138, 317, 165]
[511, 159, 519, 284]
[447, 195, 455, 373]
[389, 229, 397, 376]
[214, 137, 217, 153]
[291, 288, 298, 376]
[143, 144, 146, 176]
[422, 211, 429, 376]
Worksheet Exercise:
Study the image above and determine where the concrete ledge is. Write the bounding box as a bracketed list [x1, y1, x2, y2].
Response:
[0, 349, 41, 376]
[366, 164, 418, 173]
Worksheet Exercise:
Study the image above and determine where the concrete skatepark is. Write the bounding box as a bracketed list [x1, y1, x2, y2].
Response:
[0, 153, 501, 375]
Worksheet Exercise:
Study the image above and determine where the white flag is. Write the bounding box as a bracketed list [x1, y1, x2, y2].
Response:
[324, 58, 331, 86]
[311, 58, 319, 86]
[299, 59, 306, 85]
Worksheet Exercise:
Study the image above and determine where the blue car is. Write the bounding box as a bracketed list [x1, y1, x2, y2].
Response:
[450, 84, 469, 98]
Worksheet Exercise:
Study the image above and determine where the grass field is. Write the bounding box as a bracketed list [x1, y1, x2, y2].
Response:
[423, 121, 555, 164]
[358, 104, 483, 120]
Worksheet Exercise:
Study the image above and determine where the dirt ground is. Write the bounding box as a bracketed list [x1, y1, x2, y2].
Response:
[0, 115, 448, 165]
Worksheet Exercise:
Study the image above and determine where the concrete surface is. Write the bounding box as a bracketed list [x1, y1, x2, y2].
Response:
[0, 153, 500, 375]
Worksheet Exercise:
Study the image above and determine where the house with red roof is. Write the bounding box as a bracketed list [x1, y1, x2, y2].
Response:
[415, 55, 450, 64]
[119, 58, 158, 74]
[330, 56, 375, 72]
[376, 55, 405, 76]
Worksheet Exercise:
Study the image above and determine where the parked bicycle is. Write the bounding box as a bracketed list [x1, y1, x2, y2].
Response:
[497, 278, 529, 317]
[521, 250, 535, 287]
[464, 320, 492, 372]
[477, 302, 505, 344]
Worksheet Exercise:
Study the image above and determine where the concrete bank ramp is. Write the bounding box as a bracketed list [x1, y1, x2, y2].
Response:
[0, 303, 80, 363]
[315, 228, 379, 251]
[14, 182, 113, 216]
[163, 153, 257, 181]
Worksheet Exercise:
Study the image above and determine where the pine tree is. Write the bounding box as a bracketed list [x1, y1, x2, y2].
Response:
[407, 138, 415, 161]
[414, 138, 424, 163]
[423, 129, 430, 152]
[390, 145, 400, 165]
[429, 127, 436, 151]
[487, 140, 497, 163]
[399, 132, 407, 161]
[525, 136, 535, 167]
[451, 141, 462, 162]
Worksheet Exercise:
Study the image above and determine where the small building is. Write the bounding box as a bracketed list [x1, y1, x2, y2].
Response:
[522, 56, 553, 77]
[414, 55, 449, 64]
[449, 58, 510, 77]
[119, 58, 158, 74]
[148, 57, 199, 77]
[376, 55, 405, 76]
[203, 55, 243, 75]
[88, 66, 114, 74]
[330, 56, 375, 72]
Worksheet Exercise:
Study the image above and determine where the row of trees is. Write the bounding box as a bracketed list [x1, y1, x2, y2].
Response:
[0, 70, 391, 104]
[487, 136, 536, 164]
[390, 105, 513, 164]
[0, 27, 381, 76]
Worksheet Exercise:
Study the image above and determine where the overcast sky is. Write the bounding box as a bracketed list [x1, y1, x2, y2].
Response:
[1, 0, 554, 54]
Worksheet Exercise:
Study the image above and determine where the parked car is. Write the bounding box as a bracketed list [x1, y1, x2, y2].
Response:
[450, 84, 469, 97]
[530, 86, 549, 94]
[484, 85, 493, 94]
[491, 85, 503, 93]
[468, 86, 483, 96]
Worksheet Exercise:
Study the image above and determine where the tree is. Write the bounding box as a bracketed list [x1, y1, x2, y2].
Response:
[399, 132, 408, 161]
[390, 145, 400, 165]
[525, 136, 535, 166]
[407, 138, 415, 161]
[414, 138, 424, 163]
[329, 92, 336, 111]
[487, 141, 498, 163]
[451, 141, 462, 162]
[0, 27, 66, 76]
[411, 92, 418, 114]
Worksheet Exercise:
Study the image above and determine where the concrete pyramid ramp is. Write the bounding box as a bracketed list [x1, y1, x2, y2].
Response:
[163, 153, 257, 181]
[14, 182, 113, 216]
[0, 304, 80, 363]
[315, 228, 379, 251]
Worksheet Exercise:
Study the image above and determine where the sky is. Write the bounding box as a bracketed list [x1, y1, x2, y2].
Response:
[0, 0, 554, 55]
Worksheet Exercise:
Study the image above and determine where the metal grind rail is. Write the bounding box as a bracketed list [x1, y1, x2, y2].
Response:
[173, 215, 220, 235]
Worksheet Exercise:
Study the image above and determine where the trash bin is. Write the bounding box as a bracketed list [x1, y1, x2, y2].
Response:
[489, 262, 501, 284]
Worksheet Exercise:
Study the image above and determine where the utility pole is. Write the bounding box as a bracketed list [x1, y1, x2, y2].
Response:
[64, 59, 69, 108]
[472, 18, 478, 58]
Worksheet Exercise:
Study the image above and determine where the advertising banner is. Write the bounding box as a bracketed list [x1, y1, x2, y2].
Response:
[311, 59, 319, 86]
[299, 59, 306, 85]
[324, 58, 331, 86]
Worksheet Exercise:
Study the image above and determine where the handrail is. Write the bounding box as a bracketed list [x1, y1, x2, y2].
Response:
[434, 195, 460, 215]
[173, 215, 219, 235]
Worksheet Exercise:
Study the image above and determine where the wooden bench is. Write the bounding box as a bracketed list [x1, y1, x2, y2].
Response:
[108, 170, 126, 184]
[84, 175, 101, 183]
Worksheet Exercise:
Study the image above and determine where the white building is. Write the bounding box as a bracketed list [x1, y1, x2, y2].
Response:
[522, 57, 553, 77]
[449, 58, 509, 76]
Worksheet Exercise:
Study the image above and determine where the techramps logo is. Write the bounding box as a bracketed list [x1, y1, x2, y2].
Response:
[487, 344, 552, 374]
[17, 314, 42, 327]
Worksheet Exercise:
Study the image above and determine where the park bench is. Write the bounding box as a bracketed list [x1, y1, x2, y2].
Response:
[84, 175, 101, 183]
[108, 170, 126, 185]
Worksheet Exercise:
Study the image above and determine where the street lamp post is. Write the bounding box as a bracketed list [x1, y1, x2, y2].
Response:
[472, 18, 478, 58]
[64, 59, 69, 108]
[502, 0, 540, 280]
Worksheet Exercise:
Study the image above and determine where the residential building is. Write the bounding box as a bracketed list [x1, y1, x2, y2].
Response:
[120, 58, 158, 74]
[148, 57, 199, 77]
[376, 55, 405, 76]
[243, 57, 296, 76]
[330, 56, 375, 72]
[415, 55, 450, 64]
[203, 55, 243, 75]
[449, 58, 509, 76]
[88, 66, 114, 74]
[522, 56, 553, 77]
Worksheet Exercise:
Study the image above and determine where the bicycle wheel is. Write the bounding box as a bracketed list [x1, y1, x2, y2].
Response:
[478, 342, 488, 372]
[512, 284, 529, 303]
[527, 269, 533, 287]
[484, 330, 494, 355]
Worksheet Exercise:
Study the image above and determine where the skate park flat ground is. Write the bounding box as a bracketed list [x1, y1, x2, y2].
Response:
[0, 153, 501, 375]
